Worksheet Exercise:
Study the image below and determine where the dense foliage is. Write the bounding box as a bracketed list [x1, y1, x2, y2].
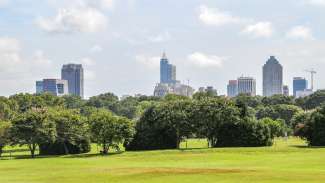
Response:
[1, 90, 325, 157]
[295, 104, 325, 146]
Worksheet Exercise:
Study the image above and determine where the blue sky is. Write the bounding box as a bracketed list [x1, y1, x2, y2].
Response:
[1, 0, 325, 97]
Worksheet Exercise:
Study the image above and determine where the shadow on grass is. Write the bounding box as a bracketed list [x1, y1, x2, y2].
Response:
[0, 151, 124, 160]
[291, 145, 325, 149]
[64, 151, 124, 158]
[179, 147, 209, 151]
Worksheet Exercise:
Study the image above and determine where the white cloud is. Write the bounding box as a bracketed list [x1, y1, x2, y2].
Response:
[188, 52, 225, 68]
[199, 5, 245, 26]
[84, 70, 96, 80]
[80, 57, 96, 66]
[0, 37, 22, 73]
[135, 55, 160, 68]
[286, 26, 314, 40]
[148, 31, 171, 43]
[36, 6, 108, 34]
[242, 22, 274, 38]
[90, 45, 103, 53]
[306, 0, 325, 6]
[0, 0, 8, 7]
[0, 0, 9, 8]
[100, 0, 114, 10]
[32, 50, 52, 65]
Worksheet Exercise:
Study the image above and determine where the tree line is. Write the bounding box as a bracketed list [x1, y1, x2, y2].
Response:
[1, 90, 325, 158]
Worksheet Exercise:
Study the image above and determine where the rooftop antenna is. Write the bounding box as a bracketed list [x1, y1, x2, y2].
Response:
[305, 69, 317, 91]
[162, 50, 167, 59]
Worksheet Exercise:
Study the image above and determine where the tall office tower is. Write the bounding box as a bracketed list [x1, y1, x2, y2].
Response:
[293, 77, 308, 97]
[227, 80, 238, 97]
[61, 64, 84, 98]
[237, 77, 256, 96]
[42, 79, 69, 96]
[283, 85, 289, 96]
[160, 52, 176, 84]
[36, 81, 44, 94]
[263, 56, 283, 97]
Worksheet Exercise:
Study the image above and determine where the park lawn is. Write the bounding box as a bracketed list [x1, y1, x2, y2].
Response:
[1, 138, 325, 183]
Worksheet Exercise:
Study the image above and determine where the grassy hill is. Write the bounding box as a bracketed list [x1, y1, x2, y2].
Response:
[1, 138, 325, 183]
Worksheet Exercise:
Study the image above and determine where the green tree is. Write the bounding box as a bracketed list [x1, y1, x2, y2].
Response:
[0, 121, 11, 157]
[192, 91, 217, 101]
[233, 94, 262, 108]
[262, 95, 295, 106]
[10, 109, 56, 158]
[125, 106, 178, 151]
[0, 99, 15, 120]
[89, 110, 134, 154]
[9, 93, 35, 112]
[160, 100, 193, 149]
[291, 111, 312, 129]
[296, 104, 325, 146]
[256, 104, 302, 127]
[43, 108, 90, 155]
[260, 118, 286, 138]
[216, 118, 272, 147]
[62, 95, 85, 109]
[298, 90, 325, 110]
[191, 98, 240, 147]
[86, 92, 119, 111]
[115, 96, 139, 119]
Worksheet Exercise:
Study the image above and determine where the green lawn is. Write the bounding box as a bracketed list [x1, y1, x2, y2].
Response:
[1, 138, 325, 183]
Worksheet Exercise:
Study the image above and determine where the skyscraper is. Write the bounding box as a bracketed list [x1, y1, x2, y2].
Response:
[160, 52, 176, 84]
[227, 80, 238, 97]
[36, 81, 44, 94]
[42, 79, 69, 96]
[238, 77, 256, 96]
[61, 64, 84, 98]
[293, 77, 308, 97]
[263, 56, 283, 97]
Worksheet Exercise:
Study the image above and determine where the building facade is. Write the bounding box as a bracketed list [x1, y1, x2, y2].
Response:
[160, 53, 176, 84]
[293, 77, 308, 97]
[61, 64, 84, 98]
[237, 77, 256, 96]
[227, 80, 238, 97]
[36, 81, 44, 94]
[154, 82, 195, 97]
[296, 89, 314, 98]
[198, 86, 218, 96]
[42, 79, 69, 96]
[283, 85, 289, 96]
[263, 56, 283, 97]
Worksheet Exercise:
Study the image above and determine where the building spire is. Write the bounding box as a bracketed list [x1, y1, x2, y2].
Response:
[162, 51, 167, 59]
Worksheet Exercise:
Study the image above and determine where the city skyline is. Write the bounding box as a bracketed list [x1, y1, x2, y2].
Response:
[1, 0, 325, 98]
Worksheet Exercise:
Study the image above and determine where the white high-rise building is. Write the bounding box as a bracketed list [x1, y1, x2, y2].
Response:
[237, 77, 256, 96]
[263, 56, 283, 97]
[154, 82, 195, 97]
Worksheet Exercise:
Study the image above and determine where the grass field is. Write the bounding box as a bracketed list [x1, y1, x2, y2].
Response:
[1, 138, 325, 183]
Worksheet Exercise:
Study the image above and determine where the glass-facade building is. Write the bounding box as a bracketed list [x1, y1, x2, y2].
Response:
[227, 80, 238, 97]
[36, 81, 44, 94]
[61, 64, 84, 98]
[42, 79, 69, 96]
[263, 56, 283, 97]
[293, 77, 308, 97]
[160, 53, 176, 84]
